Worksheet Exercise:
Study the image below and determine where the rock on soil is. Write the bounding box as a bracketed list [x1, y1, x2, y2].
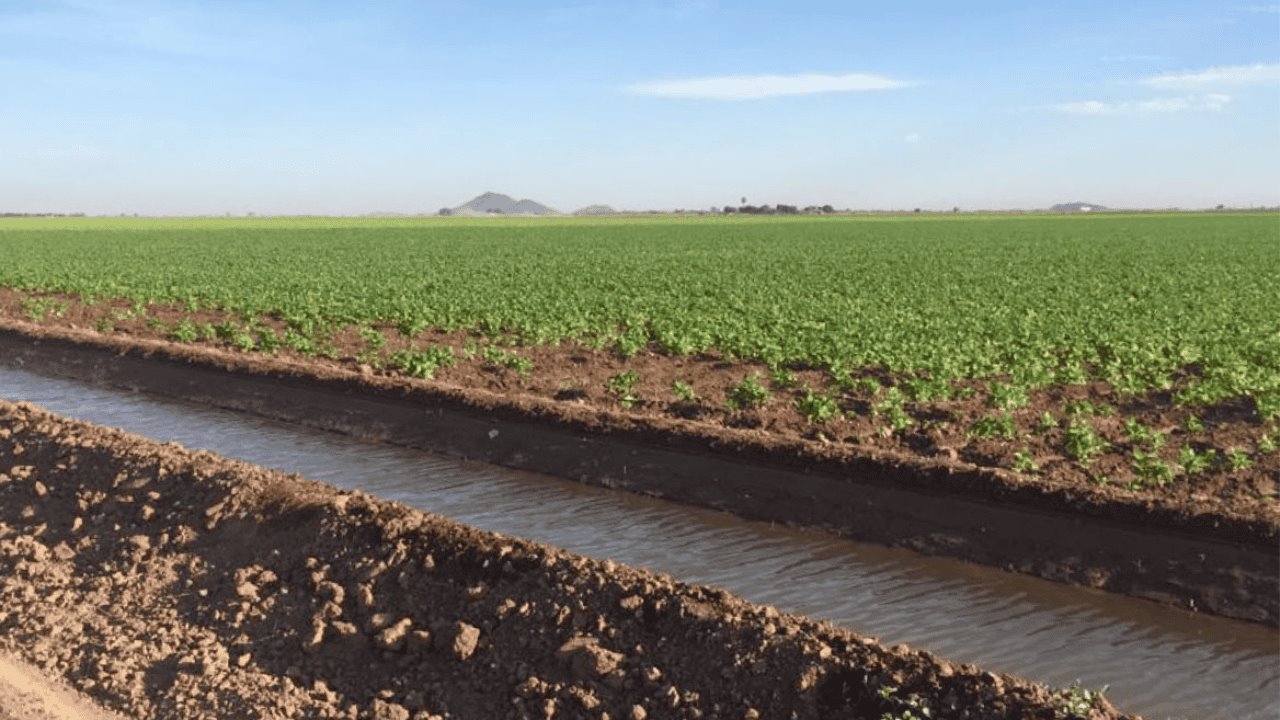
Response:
[0, 400, 1130, 719]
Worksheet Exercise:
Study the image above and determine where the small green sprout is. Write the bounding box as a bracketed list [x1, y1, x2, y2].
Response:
[672, 380, 699, 403]
[1227, 449, 1254, 472]
[1013, 448, 1039, 474]
[726, 373, 771, 411]
[1064, 417, 1109, 465]
[608, 370, 641, 408]
[1177, 445, 1216, 475]
[795, 387, 840, 424]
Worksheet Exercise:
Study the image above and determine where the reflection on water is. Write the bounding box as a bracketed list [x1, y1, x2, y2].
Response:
[2, 365, 1277, 720]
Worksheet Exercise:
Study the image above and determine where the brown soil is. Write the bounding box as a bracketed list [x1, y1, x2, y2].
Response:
[0, 654, 123, 720]
[0, 401, 1129, 719]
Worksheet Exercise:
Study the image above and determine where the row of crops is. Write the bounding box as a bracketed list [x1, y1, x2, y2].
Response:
[1, 213, 1276, 489]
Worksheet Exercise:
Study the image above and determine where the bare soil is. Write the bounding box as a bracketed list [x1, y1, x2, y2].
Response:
[0, 654, 123, 720]
[0, 401, 1129, 719]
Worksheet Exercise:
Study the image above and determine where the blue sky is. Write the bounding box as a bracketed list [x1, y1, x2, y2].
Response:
[2, 0, 1278, 214]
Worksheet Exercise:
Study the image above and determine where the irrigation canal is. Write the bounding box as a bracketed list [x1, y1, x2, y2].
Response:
[1, 364, 1276, 719]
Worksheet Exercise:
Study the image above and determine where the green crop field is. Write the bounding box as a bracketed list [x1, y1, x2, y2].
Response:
[1, 213, 1277, 409]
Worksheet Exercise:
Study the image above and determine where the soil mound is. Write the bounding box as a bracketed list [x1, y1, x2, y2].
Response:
[0, 401, 1126, 719]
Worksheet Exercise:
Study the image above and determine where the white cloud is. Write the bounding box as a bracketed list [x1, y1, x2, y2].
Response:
[1051, 94, 1232, 115]
[1141, 63, 1280, 89]
[1052, 100, 1118, 116]
[903, 132, 921, 143]
[626, 72, 912, 100]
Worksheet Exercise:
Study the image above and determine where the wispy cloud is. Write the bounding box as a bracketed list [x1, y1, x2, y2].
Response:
[626, 72, 912, 100]
[1051, 94, 1232, 115]
[1245, 4, 1280, 14]
[1141, 63, 1280, 89]
[903, 132, 921, 143]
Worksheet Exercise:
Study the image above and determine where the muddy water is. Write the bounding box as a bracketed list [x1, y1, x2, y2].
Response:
[1, 366, 1276, 719]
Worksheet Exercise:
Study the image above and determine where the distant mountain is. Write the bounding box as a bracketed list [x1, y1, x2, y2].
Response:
[573, 204, 618, 216]
[1050, 201, 1108, 213]
[450, 192, 558, 216]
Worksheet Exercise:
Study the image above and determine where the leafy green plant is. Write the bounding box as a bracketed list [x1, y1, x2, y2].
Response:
[671, 380, 699, 403]
[1013, 448, 1039, 473]
[1131, 447, 1174, 487]
[251, 322, 281, 353]
[876, 684, 933, 720]
[726, 373, 770, 411]
[1227, 449, 1254, 472]
[392, 345, 456, 379]
[608, 370, 641, 408]
[20, 296, 67, 322]
[1260, 432, 1277, 454]
[1184, 414, 1204, 432]
[1177, 445, 1216, 475]
[903, 375, 951, 402]
[795, 387, 840, 424]
[1065, 399, 1115, 417]
[872, 387, 913, 432]
[769, 366, 797, 389]
[1064, 417, 1108, 465]
[1054, 680, 1109, 719]
[359, 325, 386, 351]
[969, 412, 1016, 440]
[988, 382, 1029, 410]
[1036, 411, 1058, 433]
[482, 346, 534, 376]
[170, 319, 198, 343]
[1125, 418, 1165, 449]
[1256, 393, 1280, 422]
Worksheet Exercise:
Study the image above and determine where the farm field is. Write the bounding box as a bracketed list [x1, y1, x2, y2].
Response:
[0, 213, 1277, 520]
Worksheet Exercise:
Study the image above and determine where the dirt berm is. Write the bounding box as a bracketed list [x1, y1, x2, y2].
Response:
[1, 322, 1275, 625]
[0, 401, 1126, 719]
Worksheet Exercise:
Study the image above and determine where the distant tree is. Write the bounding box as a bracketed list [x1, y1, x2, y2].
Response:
[913, 208, 921, 213]
[741, 196, 747, 205]
[821, 204, 834, 214]
[952, 206, 959, 213]
[1215, 204, 1225, 210]
[438, 208, 453, 216]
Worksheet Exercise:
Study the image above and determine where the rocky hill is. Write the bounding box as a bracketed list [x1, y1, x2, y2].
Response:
[450, 192, 558, 216]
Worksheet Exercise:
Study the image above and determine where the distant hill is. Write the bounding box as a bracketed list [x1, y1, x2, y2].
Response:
[449, 192, 558, 216]
[1049, 201, 1108, 213]
[573, 204, 618, 216]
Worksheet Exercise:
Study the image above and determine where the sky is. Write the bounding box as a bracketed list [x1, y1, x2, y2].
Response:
[2, 0, 1278, 214]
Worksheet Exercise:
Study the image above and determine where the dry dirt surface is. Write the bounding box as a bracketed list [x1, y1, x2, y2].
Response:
[0, 654, 123, 720]
[0, 401, 1128, 719]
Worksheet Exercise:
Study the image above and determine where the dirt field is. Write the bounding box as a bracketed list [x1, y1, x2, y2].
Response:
[0, 400, 1127, 719]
